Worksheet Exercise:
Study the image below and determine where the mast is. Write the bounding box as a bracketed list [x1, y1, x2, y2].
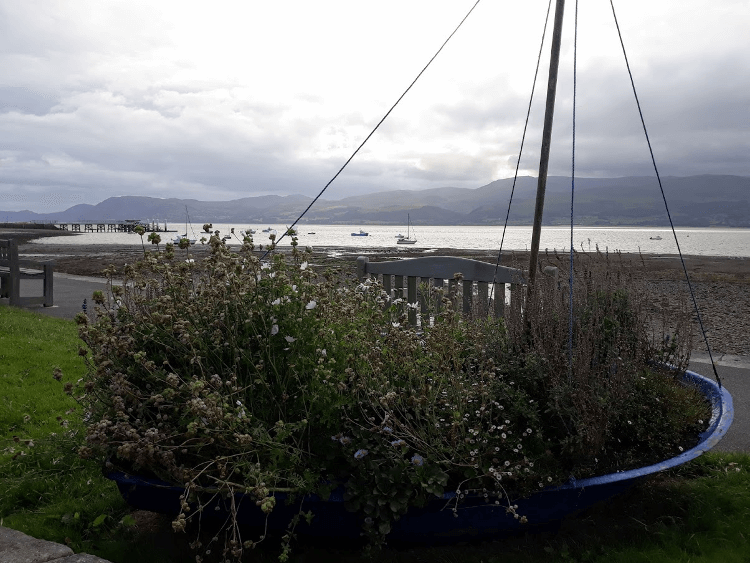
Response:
[528, 0, 566, 287]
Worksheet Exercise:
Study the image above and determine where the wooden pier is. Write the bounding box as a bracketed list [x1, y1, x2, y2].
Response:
[55, 220, 175, 233]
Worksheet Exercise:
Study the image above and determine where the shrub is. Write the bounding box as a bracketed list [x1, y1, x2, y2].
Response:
[66, 236, 710, 560]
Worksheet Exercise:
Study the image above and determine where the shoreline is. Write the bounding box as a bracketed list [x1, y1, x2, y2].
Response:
[3, 228, 748, 358]
[3, 226, 749, 283]
[3, 226, 748, 275]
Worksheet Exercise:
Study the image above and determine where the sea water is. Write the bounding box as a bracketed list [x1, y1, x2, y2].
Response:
[30, 224, 750, 258]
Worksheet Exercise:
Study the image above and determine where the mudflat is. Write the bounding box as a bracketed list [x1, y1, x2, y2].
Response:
[4, 227, 749, 358]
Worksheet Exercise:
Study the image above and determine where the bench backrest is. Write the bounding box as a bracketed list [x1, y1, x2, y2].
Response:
[356, 255, 525, 325]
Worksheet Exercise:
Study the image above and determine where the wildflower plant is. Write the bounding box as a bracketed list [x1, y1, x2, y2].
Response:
[67, 238, 710, 560]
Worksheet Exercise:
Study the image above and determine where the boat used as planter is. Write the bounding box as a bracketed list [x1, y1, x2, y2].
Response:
[104, 2, 734, 547]
[106, 367, 731, 543]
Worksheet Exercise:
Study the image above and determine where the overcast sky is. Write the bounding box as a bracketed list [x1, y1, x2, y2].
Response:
[1, 0, 748, 213]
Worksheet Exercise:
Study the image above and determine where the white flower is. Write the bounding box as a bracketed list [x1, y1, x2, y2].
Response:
[270, 324, 279, 336]
[305, 300, 317, 310]
[300, 261, 308, 270]
[284, 336, 296, 343]
[271, 298, 281, 306]
[185, 259, 195, 264]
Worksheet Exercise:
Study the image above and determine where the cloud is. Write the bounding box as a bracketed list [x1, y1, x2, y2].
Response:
[0, 1, 748, 213]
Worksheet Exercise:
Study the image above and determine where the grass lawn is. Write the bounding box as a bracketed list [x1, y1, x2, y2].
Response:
[1, 305, 749, 562]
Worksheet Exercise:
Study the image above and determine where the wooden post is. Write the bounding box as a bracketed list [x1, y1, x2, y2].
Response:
[529, 0, 566, 289]
[43, 263, 54, 307]
[9, 239, 20, 305]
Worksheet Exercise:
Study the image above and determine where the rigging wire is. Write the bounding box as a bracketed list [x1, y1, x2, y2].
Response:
[608, 0, 722, 388]
[568, 0, 579, 381]
[263, 0, 483, 257]
[490, 0, 554, 298]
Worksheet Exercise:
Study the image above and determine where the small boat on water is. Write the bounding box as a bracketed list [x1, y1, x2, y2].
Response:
[173, 235, 196, 245]
[650, 235, 663, 240]
[396, 214, 417, 245]
[351, 229, 369, 236]
[173, 206, 197, 244]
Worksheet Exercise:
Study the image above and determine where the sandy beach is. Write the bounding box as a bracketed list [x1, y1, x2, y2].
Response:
[4, 227, 749, 358]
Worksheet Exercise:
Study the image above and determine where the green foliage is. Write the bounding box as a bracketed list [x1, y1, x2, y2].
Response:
[68, 242, 711, 560]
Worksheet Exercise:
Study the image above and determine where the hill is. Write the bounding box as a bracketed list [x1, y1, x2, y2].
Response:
[1, 175, 748, 227]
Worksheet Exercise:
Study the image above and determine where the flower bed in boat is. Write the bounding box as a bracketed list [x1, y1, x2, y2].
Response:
[60, 232, 720, 559]
[105, 366, 731, 542]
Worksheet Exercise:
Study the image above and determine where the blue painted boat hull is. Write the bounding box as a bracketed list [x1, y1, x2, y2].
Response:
[107, 368, 732, 542]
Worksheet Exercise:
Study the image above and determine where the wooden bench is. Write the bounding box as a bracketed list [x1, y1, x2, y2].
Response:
[356, 255, 525, 326]
[0, 239, 54, 307]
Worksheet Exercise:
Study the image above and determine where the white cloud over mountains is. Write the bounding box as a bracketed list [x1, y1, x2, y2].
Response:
[1, 0, 748, 213]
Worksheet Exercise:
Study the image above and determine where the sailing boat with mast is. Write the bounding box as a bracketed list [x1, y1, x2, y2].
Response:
[396, 213, 417, 244]
[173, 206, 196, 245]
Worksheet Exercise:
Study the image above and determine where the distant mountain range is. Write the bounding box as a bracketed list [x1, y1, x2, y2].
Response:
[2, 175, 749, 227]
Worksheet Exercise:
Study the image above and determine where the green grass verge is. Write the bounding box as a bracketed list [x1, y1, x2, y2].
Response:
[0, 305, 83, 442]
[0, 306, 169, 562]
[1, 305, 749, 562]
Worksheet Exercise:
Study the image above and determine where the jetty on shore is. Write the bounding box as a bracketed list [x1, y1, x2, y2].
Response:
[0, 220, 176, 233]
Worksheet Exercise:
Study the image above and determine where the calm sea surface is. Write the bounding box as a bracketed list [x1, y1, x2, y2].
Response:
[31, 225, 750, 258]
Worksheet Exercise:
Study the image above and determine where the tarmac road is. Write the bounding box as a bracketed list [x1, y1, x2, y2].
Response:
[689, 354, 749, 453]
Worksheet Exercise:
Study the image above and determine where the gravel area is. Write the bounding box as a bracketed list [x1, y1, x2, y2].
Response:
[646, 279, 750, 357]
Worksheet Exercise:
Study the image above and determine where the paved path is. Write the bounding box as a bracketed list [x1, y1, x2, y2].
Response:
[1, 272, 115, 320]
[689, 352, 749, 453]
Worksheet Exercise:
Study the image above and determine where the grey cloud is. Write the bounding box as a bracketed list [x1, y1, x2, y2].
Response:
[0, 2, 748, 214]
[0, 86, 61, 115]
